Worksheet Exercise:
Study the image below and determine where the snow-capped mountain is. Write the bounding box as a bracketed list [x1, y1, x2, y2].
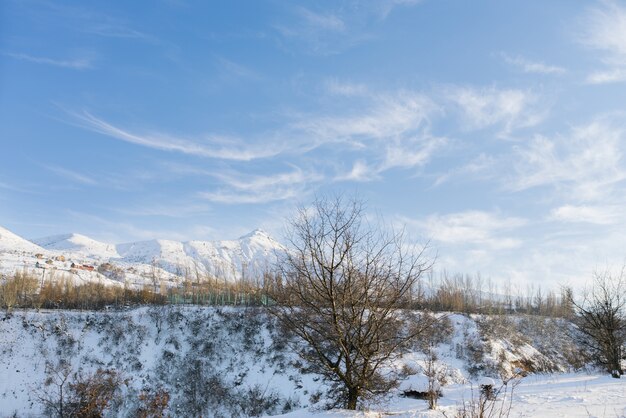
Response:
[33, 233, 120, 260]
[26, 227, 284, 282]
[0, 226, 47, 254]
[115, 229, 282, 281]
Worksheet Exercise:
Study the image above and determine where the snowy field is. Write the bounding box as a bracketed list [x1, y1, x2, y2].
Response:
[273, 374, 626, 417]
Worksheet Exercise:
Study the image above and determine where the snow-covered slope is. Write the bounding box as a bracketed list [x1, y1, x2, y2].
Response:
[34, 233, 120, 260]
[0, 226, 46, 254]
[0, 308, 612, 418]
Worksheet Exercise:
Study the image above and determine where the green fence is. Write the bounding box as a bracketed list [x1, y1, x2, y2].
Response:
[167, 290, 273, 306]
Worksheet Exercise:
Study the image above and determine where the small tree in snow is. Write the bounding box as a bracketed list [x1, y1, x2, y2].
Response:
[569, 269, 626, 378]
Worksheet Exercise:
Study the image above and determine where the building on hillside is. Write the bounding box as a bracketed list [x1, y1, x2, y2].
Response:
[70, 262, 95, 271]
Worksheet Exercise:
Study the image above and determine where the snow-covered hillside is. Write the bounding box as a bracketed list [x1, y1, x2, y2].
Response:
[0, 308, 616, 418]
[0, 225, 283, 287]
[0, 226, 47, 254]
[34, 233, 120, 260]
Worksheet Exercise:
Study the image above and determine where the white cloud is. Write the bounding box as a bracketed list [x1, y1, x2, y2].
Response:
[433, 154, 496, 187]
[379, 135, 445, 172]
[272, 1, 423, 55]
[4, 52, 94, 70]
[550, 204, 622, 225]
[44, 166, 97, 185]
[512, 117, 626, 201]
[114, 202, 212, 218]
[294, 92, 436, 143]
[199, 167, 321, 204]
[446, 86, 544, 136]
[502, 53, 566, 75]
[214, 56, 261, 80]
[334, 160, 377, 182]
[324, 79, 369, 97]
[581, 1, 626, 84]
[85, 23, 151, 40]
[587, 68, 626, 84]
[406, 210, 527, 250]
[378, 0, 424, 19]
[293, 91, 445, 177]
[65, 210, 195, 242]
[298, 8, 345, 31]
[70, 111, 284, 161]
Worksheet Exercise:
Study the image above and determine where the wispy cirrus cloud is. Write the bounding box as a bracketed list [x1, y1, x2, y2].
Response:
[65, 88, 447, 193]
[292, 92, 436, 145]
[298, 7, 345, 31]
[379, 0, 424, 18]
[214, 56, 261, 81]
[199, 167, 322, 204]
[4, 52, 94, 70]
[19, 1, 154, 42]
[403, 210, 527, 251]
[445, 85, 545, 137]
[84, 23, 151, 40]
[273, 1, 424, 55]
[501, 53, 566, 75]
[44, 165, 97, 185]
[294, 91, 445, 176]
[65, 210, 199, 242]
[273, 6, 349, 55]
[113, 202, 212, 218]
[511, 117, 626, 201]
[68, 110, 284, 161]
[581, 1, 626, 84]
[433, 154, 496, 187]
[550, 204, 623, 225]
[323, 79, 369, 97]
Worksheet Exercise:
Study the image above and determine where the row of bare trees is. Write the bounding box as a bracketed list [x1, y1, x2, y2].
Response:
[0, 272, 167, 312]
[413, 271, 574, 317]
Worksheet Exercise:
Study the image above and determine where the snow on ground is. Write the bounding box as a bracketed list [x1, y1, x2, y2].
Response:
[271, 374, 626, 417]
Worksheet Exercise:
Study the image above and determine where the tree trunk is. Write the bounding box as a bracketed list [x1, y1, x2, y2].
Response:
[609, 340, 622, 378]
[610, 353, 622, 378]
[346, 387, 359, 410]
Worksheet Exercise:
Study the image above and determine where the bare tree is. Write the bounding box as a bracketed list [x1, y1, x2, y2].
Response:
[569, 269, 626, 378]
[38, 363, 124, 418]
[38, 360, 72, 418]
[267, 196, 434, 409]
[423, 341, 447, 410]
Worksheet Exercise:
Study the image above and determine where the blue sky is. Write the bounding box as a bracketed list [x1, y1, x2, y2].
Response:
[2, 0, 626, 288]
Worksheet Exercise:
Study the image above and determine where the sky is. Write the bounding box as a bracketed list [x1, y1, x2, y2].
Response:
[2, 0, 626, 289]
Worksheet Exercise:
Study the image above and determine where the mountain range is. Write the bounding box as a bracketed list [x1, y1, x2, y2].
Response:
[0, 225, 283, 284]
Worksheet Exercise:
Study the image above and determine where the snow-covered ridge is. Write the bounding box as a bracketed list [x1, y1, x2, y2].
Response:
[0, 225, 47, 254]
[33, 233, 120, 260]
[1, 225, 283, 284]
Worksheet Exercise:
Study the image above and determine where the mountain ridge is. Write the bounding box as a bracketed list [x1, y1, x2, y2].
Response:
[1, 225, 283, 283]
